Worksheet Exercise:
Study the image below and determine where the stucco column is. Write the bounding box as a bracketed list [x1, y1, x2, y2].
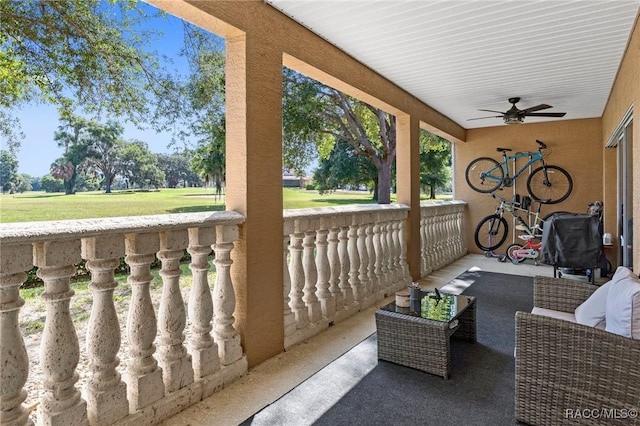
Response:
[396, 114, 422, 281]
[226, 31, 284, 366]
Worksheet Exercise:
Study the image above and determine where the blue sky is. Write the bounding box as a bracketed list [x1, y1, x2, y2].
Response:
[13, 3, 203, 176]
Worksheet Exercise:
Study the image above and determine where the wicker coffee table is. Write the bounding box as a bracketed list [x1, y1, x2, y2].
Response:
[375, 293, 476, 379]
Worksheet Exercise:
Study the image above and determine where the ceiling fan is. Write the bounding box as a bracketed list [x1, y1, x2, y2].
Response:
[468, 97, 566, 124]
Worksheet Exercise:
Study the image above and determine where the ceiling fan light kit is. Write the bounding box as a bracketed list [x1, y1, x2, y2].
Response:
[469, 97, 566, 125]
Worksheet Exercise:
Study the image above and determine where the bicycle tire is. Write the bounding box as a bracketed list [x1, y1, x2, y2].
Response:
[474, 214, 508, 251]
[465, 157, 504, 193]
[506, 243, 524, 263]
[526, 165, 573, 204]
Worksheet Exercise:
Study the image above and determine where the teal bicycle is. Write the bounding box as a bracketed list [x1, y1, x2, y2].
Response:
[465, 140, 573, 204]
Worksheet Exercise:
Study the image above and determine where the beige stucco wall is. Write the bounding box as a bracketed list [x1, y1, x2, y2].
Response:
[602, 14, 639, 273]
[454, 119, 603, 254]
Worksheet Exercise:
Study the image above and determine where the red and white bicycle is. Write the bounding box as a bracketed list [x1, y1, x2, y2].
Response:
[506, 234, 542, 265]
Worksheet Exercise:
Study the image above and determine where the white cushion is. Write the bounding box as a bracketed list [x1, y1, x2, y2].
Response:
[532, 307, 577, 323]
[574, 280, 611, 329]
[605, 267, 640, 338]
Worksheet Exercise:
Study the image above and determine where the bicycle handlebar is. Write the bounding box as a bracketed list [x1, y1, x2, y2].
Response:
[535, 139, 547, 149]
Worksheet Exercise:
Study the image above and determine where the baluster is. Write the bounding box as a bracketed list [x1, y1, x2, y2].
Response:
[357, 221, 370, 299]
[391, 220, 401, 284]
[373, 221, 384, 291]
[428, 215, 437, 272]
[124, 233, 164, 410]
[327, 225, 343, 312]
[34, 240, 88, 426]
[398, 219, 410, 282]
[288, 231, 308, 328]
[447, 213, 455, 262]
[347, 222, 362, 302]
[0, 243, 33, 426]
[420, 212, 428, 276]
[438, 214, 446, 268]
[157, 230, 194, 392]
[315, 227, 335, 319]
[434, 215, 442, 269]
[283, 235, 296, 340]
[338, 226, 353, 306]
[379, 217, 390, 287]
[365, 223, 377, 295]
[213, 224, 242, 365]
[82, 236, 128, 425]
[302, 229, 322, 322]
[443, 212, 452, 264]
[457, 210, 466, 257]
[187, 228, 220, 379]
[385, 221, 395, 284]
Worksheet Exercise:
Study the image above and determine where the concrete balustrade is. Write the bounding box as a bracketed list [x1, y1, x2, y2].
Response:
[0, 212, 246, 426]
[420, 201, 467, 276]
[281, 202, 466, 349]
[1, 203, 467, 425]
[283, 205, 413, 348]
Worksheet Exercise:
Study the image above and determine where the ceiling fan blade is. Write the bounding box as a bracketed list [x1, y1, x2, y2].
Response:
[477, 109, 506, 114]
[521, 104, 552, 114]
[525, 112, 566, 117]
[467, 115, 503, 121]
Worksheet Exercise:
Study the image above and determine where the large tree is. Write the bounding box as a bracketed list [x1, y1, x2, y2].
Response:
[283, 68, 396, 203]
[313, 140, 377, 195]
[119, 140, 164, 189]
[419, 131, 451, 199]
[84, 120, 126, 194]
[0, 0, 181, 147]
[157, 152, 201, 188]
[52, 114, 93, 194]
[0, 150, 19, 192]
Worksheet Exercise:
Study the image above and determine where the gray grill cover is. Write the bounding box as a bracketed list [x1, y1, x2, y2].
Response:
[540, 213, 605, 268]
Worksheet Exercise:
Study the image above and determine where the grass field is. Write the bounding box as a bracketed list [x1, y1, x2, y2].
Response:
[0, 187, 451, 223]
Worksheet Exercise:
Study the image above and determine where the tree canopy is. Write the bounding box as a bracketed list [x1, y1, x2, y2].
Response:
[0, 0, 181, 146]
[283, 68, 396, 203]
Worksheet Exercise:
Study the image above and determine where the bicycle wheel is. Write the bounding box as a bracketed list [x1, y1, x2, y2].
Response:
[465, 157, 504, 193]
[474, 214, 508, 251]
[506, 243, 524, 264]
[526, 165, 573, 204]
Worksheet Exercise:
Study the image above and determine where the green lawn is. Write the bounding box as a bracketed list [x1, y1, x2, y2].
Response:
[0, 187, 451, 223]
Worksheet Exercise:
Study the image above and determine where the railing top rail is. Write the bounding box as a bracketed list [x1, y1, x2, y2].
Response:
[283, 203, 410, 221]
[0, 211, 246, 244]
[419, 200, 467, 208]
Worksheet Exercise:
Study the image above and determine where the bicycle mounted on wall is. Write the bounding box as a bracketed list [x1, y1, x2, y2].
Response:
[465, 140, 573, 204]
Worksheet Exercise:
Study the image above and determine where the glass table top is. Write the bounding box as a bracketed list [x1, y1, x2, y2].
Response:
[380, 292, 474, 323]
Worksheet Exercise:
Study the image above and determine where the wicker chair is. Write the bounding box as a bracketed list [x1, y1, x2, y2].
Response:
[515, 276, 640, 425]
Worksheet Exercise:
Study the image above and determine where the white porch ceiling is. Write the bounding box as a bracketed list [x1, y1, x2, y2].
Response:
[266, 0, 640, 129]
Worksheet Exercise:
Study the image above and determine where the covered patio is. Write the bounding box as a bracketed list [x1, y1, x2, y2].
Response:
[1, 1, 638, 425]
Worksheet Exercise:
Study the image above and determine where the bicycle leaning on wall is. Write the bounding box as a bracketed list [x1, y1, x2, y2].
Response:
[465, 139, 573, 204]
[474, 193, 551, 252]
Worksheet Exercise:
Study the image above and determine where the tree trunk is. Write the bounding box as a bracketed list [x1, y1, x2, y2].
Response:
[377, 162, 392, 204]
[430, 185, 436, 199]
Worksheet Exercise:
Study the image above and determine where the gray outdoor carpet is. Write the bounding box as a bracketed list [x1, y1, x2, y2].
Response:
[241, 270, 533, 426]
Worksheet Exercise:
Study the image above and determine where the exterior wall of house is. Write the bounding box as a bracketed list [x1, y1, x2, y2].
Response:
[454, 119, 603, 255]
[602, 15, 639, 274]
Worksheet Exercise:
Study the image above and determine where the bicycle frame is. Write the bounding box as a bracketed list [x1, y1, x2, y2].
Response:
[481, 143, 545, 185]
[492, 193, 543, 238]
[502, 150, 544, 180]
[509, 235, 542, 265]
